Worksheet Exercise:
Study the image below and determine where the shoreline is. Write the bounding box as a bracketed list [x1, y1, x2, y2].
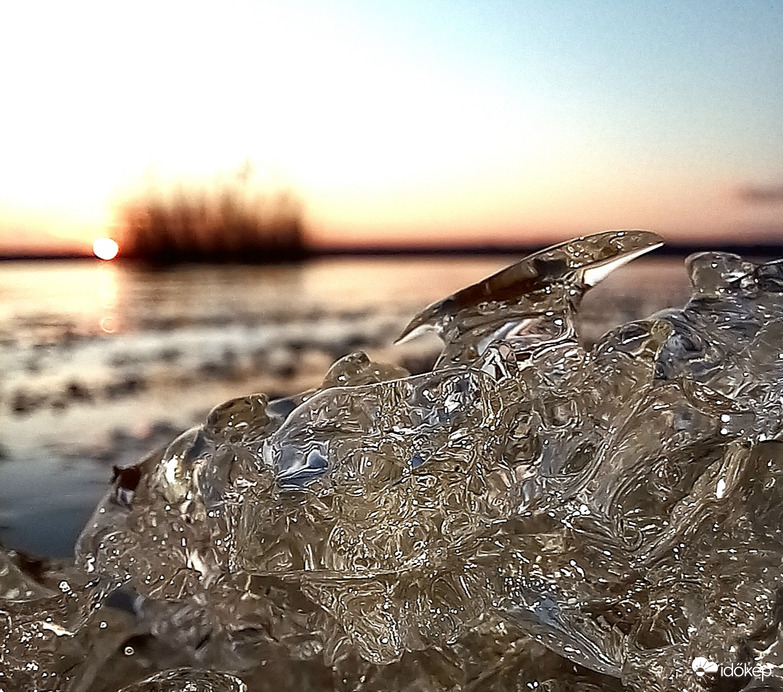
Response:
[3, 240, 783, 262]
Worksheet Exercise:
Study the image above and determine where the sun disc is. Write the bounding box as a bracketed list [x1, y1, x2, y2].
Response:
[93, 237, 119, 261]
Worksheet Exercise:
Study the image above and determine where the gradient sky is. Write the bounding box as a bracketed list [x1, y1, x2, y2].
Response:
[1, 0, 781, 253]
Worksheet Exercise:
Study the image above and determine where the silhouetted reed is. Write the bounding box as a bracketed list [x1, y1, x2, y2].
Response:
[119, 171, 308, 264]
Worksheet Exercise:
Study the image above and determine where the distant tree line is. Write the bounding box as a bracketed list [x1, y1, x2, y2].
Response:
[119, 168, 308, 264]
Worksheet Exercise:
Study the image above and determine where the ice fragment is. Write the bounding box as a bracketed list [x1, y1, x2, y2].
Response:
[5, 231, 783, 690]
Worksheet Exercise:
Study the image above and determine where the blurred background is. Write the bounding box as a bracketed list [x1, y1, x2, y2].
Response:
[1, 0, 781, 557]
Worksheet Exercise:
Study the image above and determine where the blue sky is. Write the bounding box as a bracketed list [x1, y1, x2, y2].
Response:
[337, 0, 782, 173]
[0, 0, 781, 251]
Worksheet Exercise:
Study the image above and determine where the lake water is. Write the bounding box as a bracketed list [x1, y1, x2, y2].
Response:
[0, 256, 692, 557]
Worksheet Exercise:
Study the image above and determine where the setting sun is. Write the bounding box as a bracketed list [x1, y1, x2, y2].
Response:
[93, 237, 119, 261]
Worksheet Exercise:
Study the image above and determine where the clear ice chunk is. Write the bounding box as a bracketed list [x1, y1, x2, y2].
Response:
[6, 230, 783, 690]
[397, 229, 663, 367]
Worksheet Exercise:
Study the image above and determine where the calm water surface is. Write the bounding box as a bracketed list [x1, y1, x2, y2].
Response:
[0, 256, 691, 557]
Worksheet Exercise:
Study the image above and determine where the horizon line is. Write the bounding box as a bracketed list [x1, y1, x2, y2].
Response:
[2, 239, 783, 263]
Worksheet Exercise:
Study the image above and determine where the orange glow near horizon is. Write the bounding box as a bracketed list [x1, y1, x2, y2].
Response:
[0, 2, 781, 254]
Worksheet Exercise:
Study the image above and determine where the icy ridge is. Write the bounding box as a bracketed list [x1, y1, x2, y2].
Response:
[3, 231, 783, 691]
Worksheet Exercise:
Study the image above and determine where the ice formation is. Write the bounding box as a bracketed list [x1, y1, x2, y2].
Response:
[3, 230, 783, 690]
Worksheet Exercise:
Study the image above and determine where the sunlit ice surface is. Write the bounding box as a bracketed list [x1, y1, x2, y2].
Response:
[4, 231, 783, 690]
[93, 237, 119, 261]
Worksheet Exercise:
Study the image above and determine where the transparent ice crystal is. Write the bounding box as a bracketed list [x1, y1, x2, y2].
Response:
[4, 230, 783, 690]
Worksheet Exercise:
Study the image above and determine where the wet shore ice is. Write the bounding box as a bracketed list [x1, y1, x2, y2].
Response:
[9, 238, 775, 690]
